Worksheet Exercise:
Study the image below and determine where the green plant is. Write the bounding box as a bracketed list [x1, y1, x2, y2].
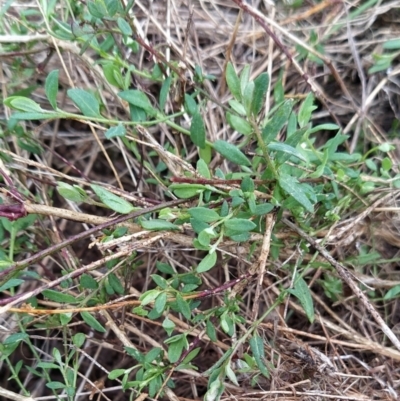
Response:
[1, 1, 400, 400]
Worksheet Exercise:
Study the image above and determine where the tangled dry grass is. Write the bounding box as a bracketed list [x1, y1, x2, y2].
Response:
[1, 1, 400, 401]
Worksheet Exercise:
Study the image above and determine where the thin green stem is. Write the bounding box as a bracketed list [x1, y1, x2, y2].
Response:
[250, 119, 278, 179]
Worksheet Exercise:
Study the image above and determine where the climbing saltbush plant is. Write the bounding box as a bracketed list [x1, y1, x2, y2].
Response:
[1, 1, 400, 400]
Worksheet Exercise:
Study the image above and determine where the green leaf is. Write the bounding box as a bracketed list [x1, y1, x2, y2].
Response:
[105, 0, 119, 16]
[159, 76, 172, 112]
[80, 311, 106, 333]
[108, 369, 126, 380]
[307, 123, 339, 134]
[288, 277, 314, 323]
[125, 346, 144, 362]
[251, 73, 269, 116]
[184, 94, 198, 115]
[197, 158, 211, 178]
[140, 289, 160, 306]
[368, 57, 394, 75]
[228, 99, 246, 115]
[228, 232, 250, 242]
[73, 333, 85, 348]
[163, 317, 175, 336]
[241, 176, 254, 192]
[277, 127, 308, 164]
[118, 89, 157, 117]
[254, 203, 274, 215]
[382, 157, 392, 172]
[5, 96, 44, 112]
[176, 293, 191, 320]
[226, 112, 253, 135]
[224, 218, 256, 232]
[87, 1, 106, 18]
[383, 285, 400, 300]
[57, 182, 87, 202]
[206, 319, 217, 342]
[196, 251, 217, 273]
[240, 65, 251, 97]
[148, 376, 162, 398]
[11, 111, 61, 120]
[42, 290, 79, 304]
[298, 93, 317, 128]
[267, 142, 306, 162]
[188, 207, 220, 223]
[105, 124, 126, 139]
[169, 183, 207, 199]
[182, 283, 199, 293]
[0, 279, 24, 292]
[156, 262, 175, 275]
[198, 230, 211, 247]
[249, 334, 270, 378]
[220, 201, 229, 217]
[67, 88, 101, 118]
[205, 378, 224, 401]
[226, 62, 241, 101]
[155, 292, 167, 313]
[242, 81, 255, 117]
[199, 145, 212, 164]
[3, 332, 28, 345]
[45, 70, 59, 109]
[383, 38, 400, 49]
[190, 112, 206, 148]
[60, 313, 72, 326]
[262, 100, 294, 144]
[103, 62, 123, 88]
[324, 133, 349, 155]
[274, 73, 285, 103]
[151, 274, 168, 289]
[80, 274, 98, 289]
[140, 219, 179, 231]
[167, 337, 185, 364]
[108, 273, 124, 294]
[213, 140, 250, 166]
[117, 17, 132, 35]
[191, 217, 210, 234]
[91, 184, 135, 214]
[37, 362, 59, 369]
[46, 381, 66, 390]
[225, 363, 239, 386]
[181, 347, 201, 365]
[145, 347, 163, 364]
[220, 312, 234, 335]
[278, 173, 314, 212]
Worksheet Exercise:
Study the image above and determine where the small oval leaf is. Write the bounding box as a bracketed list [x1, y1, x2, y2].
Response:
[224, 218, 256, 232]
[45, 70, 59, 109]
[288, 277, 315, 323]
[140, 219, 179, 231]
[67, 89, 101, 118]
[196, 251, 217, 273]
[80, 311, 106, 333]
[226, 62, 241, 101]
[91, 184, 135, 214]
[213, 140, 250, 166]
[118, 89, 157, 116]
[188, 207, 220, 223]
[105, 124, 126, 139]
[190, 112, 206, 148]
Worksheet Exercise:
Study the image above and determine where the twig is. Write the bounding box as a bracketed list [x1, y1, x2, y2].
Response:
[252, 213, 276, 320]
[0, 387, 36, 401]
